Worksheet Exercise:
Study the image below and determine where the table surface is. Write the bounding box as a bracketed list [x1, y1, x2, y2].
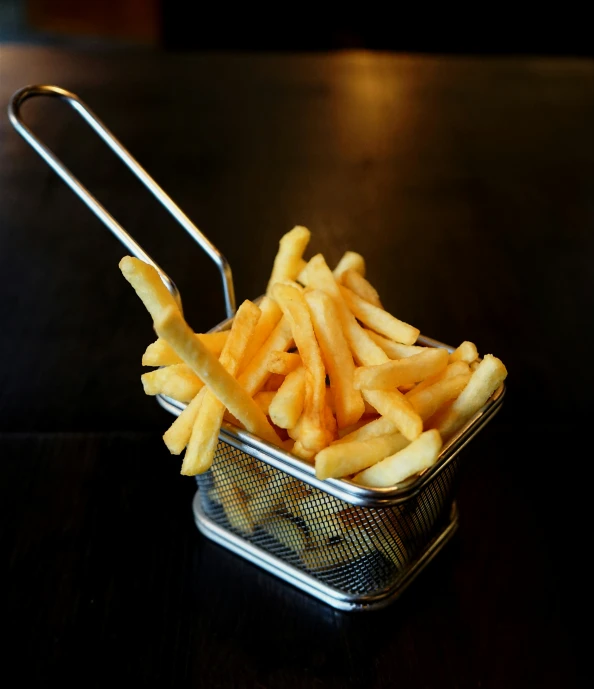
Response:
[1, 45, 592, 689]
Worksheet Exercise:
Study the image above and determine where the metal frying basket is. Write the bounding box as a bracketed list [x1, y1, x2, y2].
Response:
[9, 85, 506, 611]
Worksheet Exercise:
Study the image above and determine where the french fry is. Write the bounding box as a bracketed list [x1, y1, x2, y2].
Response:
[340, 285, 420, 346]
[264, 373, 286, 391]
[354, 348, 449, 391]
[237, 317, 293, 395]
[269, 367, 306, 429]
[272, 282, 330, 454]
[296, 258, 308, 275]
[262, 515, 309, 552]
[315, 433, 410, 480]
[142, 331, 229, 366]
[213, 456, 271, 501]
[267, 351, 302, 375]
[353, 430, 442, 487]
[324, 402, 337, 441]
[340, 269, 383, 308]
[333, 251, 366, 280]
[450, 341, 479, 364]
[305, 254, 388, 366]
[141, 364, 203, 403]
[119, 256, 179, 321]
[286, 416, 316, 460]
[182, 300, 262, 475]
[260, 473, 311, 519]
[154, 305, 281, 447]
[362, 389, 423, 441]
[336, 415, 399, 443]
[163, 386, 208, 454]
[365, 330, 426, 359]
[336, 417, 374, 439]
[253, 390, 277, 416]
[213, 476, 255, 534]
[428, 354, 507, 439]
[407, 373, 471, 421]
[408, 359, 470, 397]
[239, 296, 282, 373]
[305, 289, 365, 428]
[266, 226, 311, 296]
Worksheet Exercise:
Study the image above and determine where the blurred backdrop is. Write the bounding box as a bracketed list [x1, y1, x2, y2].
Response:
[1, 0, 592, 55]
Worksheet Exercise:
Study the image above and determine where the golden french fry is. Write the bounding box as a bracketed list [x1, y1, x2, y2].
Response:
[286, 416, 316, 460]
[305, 254, 388, 366]
[295, 258, 308, 275]
[336, 415, 399, 443]
[267, 351, 302, 375]
[213, 455, 271, 502]
[223, 409, 244, 428]
[362, 389, 423, 441]
[340, 285, 420, 346]
[305, 289, 365, 429]
[297, 258, 312, 286]
[141, 364, 203, 403]
[142, 332, 229, 366]
[324, 402, 337, 442]
[293, 443, 316, 461]
[253, 390, 277, 416]
[315, 433, 410, 480]
[266, 226, 311, 296]
[408, 360, 470, 396]
[450, 341, 479, 364]
[213, 475, 255, 534]
[407, 373, 471, 421]
[353, 430, 442, 487]
[269, 473, 310, 512]
[354, 348, 449, 391]
[154, 305, 280, 447]
[264, 373, 286, 391]
[239, 296, 282, 373]
[182, 300, 262, 475]
[428, 354, 507, 439]
[333, 251, 366, 280]
[163, 386, 208, 454]
[237, 317, 293, 395]
[365, 330, 426, 359]
[262, 515, 309, 552]
[336, 417, 375, 439]
[272, 282, 330, 453]
[269, 367, 305, 429]
[340, 269, 383, 308]
[119, 256, 179, 322]
[470, 359, 480, 372]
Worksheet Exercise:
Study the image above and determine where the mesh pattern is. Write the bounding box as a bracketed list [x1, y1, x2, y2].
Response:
[197, 440, 458, 597]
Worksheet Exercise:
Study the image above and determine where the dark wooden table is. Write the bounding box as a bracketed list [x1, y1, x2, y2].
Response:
[1, 46, 592, 688]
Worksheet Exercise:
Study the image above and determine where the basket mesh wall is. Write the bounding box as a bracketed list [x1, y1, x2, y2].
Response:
[196, 440, 459, 597]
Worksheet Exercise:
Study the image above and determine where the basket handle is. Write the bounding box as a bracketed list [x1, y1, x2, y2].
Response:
[8, 84, 236, 319]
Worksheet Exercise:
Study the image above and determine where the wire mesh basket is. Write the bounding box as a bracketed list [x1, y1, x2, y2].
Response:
[9, 85, 506, 611]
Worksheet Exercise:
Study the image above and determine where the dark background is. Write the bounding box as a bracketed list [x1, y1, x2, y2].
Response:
[1, 0, 593, 55]
[1, 3, 593, 689]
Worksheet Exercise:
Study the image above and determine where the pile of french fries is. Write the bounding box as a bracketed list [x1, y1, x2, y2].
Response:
[120, 226, 507, 488]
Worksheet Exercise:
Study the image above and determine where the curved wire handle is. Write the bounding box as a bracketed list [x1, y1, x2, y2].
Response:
[8, 84, 236, 318]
